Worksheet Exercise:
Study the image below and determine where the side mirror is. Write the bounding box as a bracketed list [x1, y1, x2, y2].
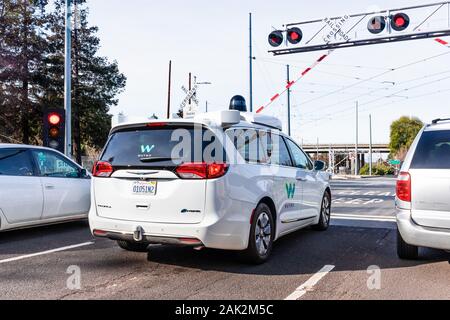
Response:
[314, 160, 327, 171]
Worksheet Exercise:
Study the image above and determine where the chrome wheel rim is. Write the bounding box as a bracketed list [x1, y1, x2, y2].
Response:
[255, 212, 271, 256]
[322, 195, 331, 226]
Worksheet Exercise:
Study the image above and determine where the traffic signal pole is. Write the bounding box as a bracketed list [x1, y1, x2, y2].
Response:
[65, 0, 72, 158]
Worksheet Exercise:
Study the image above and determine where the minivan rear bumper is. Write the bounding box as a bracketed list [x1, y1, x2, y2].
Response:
[397, 208, 450, 250]
[89, 214, 250, 251]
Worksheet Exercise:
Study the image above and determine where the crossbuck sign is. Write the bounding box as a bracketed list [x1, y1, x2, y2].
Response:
[180, 85, 199, 119]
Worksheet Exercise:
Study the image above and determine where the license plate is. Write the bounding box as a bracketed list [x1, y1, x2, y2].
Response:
[132, 181, 157, 195]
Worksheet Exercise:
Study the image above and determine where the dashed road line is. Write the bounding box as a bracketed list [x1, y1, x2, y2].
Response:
[0, 241, 94, 264]
[332, 213, 396, 222]
[285, 265, 335, 300]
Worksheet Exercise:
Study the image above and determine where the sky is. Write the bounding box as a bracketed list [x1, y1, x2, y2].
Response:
[85, 0, 450, 145]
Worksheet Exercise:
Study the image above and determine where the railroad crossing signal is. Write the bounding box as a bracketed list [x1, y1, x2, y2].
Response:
[391, 13, 410, 31]
[43, 108, 65, 154]
[287, 27, 303, 44]
[267, 2, 450, 55]
[269, 28, 304, 47]
[268, 30, 283, 47]
[368, 16, 386, 34]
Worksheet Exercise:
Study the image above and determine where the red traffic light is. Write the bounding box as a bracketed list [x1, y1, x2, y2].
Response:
[287, 27, 303, 45]
[48, 113, 61, 125]
[391, 13, 410, 31]
[368, 16, 386, 34]
[268, 30, 283, 47]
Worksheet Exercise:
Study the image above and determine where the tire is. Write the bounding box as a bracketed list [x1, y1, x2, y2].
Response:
[397, 229, 419, 260]
[117, 240, 149, 252]
[313, 191, 331, 231]
[242, 203, 274, 264]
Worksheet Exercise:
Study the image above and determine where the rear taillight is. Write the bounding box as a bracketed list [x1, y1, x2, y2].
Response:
[92, 161, 113, 178]
[396, 172, 411, 202]
[207, 163, 228, 179]
[176, 162, 228, 179]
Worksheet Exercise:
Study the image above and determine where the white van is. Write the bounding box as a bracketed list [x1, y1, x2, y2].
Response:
[396, 118, 450, 259]
[89, 110, 331, 263]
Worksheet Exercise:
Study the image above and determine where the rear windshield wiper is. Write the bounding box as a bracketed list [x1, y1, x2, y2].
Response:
[139, 157, 181, 163]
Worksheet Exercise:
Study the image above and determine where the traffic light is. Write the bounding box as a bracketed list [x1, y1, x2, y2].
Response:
[268, 30, 284, 47]
[368, 16, 386, 34]
[43, 108, 65, 153]
[391, 13, 410, 31]
[287, 27, 303, 45]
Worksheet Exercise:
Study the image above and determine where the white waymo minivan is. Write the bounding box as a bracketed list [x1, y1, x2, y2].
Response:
[89, 105, 331, 263]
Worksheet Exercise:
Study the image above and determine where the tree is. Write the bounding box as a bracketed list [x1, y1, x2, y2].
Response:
[389, 116, 423, 159]
[44, 0, 126, 163]
[0, 0, 48, 144]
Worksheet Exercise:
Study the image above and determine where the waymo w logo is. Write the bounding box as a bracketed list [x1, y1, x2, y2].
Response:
[140, 145, 155, 153]
[285, 183, 296, 199]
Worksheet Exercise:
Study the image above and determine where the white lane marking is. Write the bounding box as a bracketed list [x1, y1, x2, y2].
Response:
[0, 241, 94, 264]
[285, 265, 335, 300]
[332, 213, 396, 222]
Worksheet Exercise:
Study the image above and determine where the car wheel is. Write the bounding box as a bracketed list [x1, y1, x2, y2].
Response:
[243, 203, 274, 264]
[397, 229, 418, 260]
[313, 191, 331, 231]
[117, 240, 149, 252]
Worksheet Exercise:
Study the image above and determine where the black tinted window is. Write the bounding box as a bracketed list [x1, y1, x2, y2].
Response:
[411, 130, 450, 169]
[101, 126, 223, 167]
[270, 134, 293, 167]
[285, 138, 313, 170]
[0, 149, 34, 176]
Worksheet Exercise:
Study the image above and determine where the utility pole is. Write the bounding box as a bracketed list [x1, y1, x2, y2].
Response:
[369, 114, 373, 176]
[316, 137, 319, 160]
[355, 101, 359, 176]
[166, 60, 172, 118]
[65, 0, 72, 158]
[249, 12, 253, 112]
[286, 64, 291, 136]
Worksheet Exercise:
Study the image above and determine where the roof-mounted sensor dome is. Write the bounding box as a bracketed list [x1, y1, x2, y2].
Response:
[229, 95, 247, 112]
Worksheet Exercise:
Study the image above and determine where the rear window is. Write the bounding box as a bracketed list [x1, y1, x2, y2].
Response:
[100, 126, 224, 168]
[411, 130, 450, 169]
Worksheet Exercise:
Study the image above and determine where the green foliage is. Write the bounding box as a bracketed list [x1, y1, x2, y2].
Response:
[360, 163, 395, 176]
[389, 116, 423, 158]
[0, 0, 126, 160]
[0, 0, 49, 144]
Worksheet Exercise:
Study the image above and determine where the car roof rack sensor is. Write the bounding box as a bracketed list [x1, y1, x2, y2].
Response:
[432, 118, 450, 124]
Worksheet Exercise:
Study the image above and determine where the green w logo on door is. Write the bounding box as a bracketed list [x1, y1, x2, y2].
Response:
[285, 183, 296, 199]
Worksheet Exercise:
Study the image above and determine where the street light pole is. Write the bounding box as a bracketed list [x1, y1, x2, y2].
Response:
[65, 0, 72, 158]
[369, 114, 373, 176]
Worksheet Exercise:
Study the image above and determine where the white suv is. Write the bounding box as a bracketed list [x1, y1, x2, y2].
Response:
[396, 118, 450, 259]
[89, 111, 331, 263]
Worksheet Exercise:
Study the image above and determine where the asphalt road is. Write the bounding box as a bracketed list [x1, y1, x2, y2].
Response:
[1, 177, 449, 300]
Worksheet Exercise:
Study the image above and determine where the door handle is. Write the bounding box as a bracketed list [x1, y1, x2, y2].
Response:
[45, 185, 55, 190]
[296, 177, 307, 182]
